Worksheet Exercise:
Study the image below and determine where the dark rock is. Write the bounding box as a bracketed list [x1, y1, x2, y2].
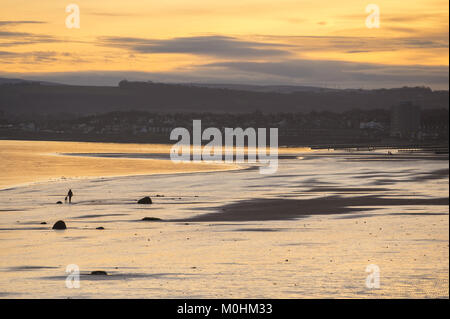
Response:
[90, 270, 107, 275]
[40, 222, 47, 225]
[52, 220, 66, 230]
[137, 196, 152, 204]
[141, 217, 162, 221]
[96, 227, 105, 230]
[56, 201, 63, 204]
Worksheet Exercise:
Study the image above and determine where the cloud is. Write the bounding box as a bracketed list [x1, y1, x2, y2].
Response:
[0, 20, 45, 27]
[99, 35, 292, 58]
[0, 30, 60, 48]
[87, 12, 140, 17]
[0, 50, 19, 56]
[0, 21, 64, 49]
[0, 50, 57, 62]
[340, 12, 447, 24]
[258, 34, 448, 53]
[200, 59, 449, 88]
[0, 31, 32, 37]
[0, 51, 85, 64]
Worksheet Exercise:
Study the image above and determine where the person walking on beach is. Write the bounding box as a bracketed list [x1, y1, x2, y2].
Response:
[67, 189, 73, 203]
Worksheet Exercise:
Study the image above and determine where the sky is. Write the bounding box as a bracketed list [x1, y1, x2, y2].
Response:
[0, 0, 448, 89]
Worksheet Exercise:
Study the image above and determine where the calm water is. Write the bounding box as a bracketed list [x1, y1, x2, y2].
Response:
[0, 141, 448, 298]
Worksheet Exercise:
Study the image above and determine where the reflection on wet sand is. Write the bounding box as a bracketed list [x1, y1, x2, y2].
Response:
[0, 140, 237, 189]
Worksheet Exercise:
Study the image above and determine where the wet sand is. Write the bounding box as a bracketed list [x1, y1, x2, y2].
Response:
[0, 141, 448, 298]
[0, 140, 236, 189]
[0, 140, 310, 189]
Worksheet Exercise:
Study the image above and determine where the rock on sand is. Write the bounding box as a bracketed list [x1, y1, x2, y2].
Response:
[52, 220, 66, 230]
[141, 217, 162, 221]
[137, 196, 152, 204]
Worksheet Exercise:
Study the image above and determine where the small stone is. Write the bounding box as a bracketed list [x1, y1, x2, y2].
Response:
[40, 222, 47, 225]
[90, 270, 107, 276]
[96, 226, 105, 230]
[52, 220, 66, 230]
[141, 217, 162, 221]
[137, 196, 152, 204]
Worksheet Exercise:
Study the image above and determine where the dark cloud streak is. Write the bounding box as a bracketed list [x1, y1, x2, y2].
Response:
[0, 20, 46, 27]
[100, 35, 292, 58]
[201, 60, 449, 87]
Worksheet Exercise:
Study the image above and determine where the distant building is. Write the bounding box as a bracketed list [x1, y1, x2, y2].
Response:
[360, 121, 384, 131]
[390, 102, 421, 139]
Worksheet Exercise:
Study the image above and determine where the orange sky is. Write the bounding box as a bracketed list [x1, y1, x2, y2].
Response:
[0, 0, 448, 88]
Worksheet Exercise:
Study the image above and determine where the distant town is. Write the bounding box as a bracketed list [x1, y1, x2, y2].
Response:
[0, 80, 448, 148]
[0, 103, 448, 147]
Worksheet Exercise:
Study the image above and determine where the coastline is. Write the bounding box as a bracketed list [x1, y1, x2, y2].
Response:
[1, 133, 448, 151]
[0, 139, 314, 190]
[0, 140, 240, 190]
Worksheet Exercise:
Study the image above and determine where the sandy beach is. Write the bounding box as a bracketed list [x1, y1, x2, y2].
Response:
[0, 140, 448, 298]
[0, 140, 240, 189]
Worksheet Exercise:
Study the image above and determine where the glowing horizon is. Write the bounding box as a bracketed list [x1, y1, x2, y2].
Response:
[1, 0, 448, 89]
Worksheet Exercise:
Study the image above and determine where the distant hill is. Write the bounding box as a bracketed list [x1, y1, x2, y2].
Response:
[183, 83, 341, 93]
[0, 77, 64, 86]
[0, 79, 447, 119]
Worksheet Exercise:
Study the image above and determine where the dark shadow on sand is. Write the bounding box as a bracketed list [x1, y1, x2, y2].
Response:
[172, 195, 449, 222]
[6, 266, 59, 271]
[40, 272, 199, 281]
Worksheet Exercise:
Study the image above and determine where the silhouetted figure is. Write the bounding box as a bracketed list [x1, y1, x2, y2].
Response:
[67, 189, 73, 203]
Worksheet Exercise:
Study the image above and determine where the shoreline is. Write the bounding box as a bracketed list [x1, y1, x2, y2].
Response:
[1, 135, 448, 151]
[0, 140, 241, 190]
[1, 139, 448, 191]
[0, 164, 246, 192]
